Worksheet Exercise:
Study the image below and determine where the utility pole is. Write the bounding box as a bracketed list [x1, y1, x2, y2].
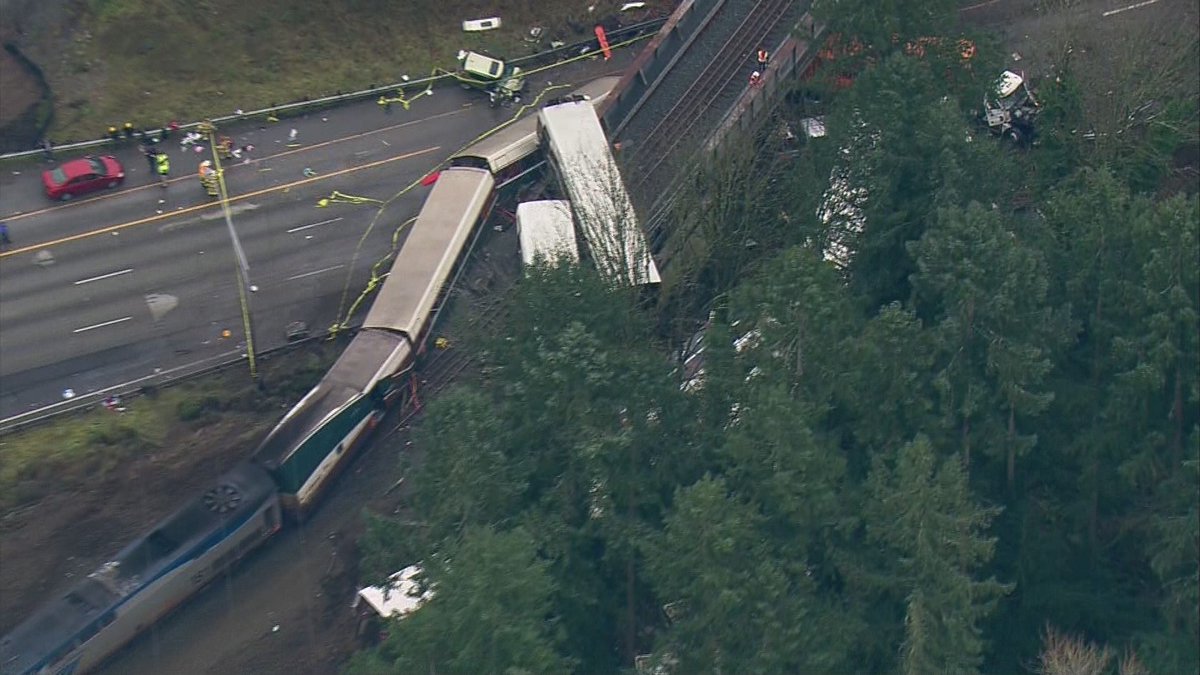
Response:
[200, 120, 259, 381]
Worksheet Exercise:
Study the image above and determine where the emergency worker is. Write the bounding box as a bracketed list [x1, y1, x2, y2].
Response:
[155, 152, 170, 187]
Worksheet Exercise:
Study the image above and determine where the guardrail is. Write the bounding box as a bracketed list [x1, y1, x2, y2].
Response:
[0, 18, 666, 162]
[0, 329, 353, 436]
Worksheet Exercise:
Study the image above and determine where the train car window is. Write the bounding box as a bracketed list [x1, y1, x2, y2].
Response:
[64, 592, 96, 611]
[146, 530, 180, 557]
[450, 156, 489, 170]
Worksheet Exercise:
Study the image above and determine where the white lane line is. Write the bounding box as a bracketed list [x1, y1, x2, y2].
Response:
[960, 0, 1002, 11]
[73, 316, 133, 333]
[74, 268, 134, 285]
[287, 264, 345, 281]
[1102, 0, 1159, 16]
[287, 217, 343, 233]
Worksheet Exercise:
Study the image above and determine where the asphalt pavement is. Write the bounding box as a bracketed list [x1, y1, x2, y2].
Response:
[0, 49, 637, 421]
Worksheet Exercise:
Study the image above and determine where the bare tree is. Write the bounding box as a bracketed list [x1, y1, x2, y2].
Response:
[1036, 624, 1148, 675]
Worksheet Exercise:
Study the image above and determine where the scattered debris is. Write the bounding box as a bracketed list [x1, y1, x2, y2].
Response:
[982, 70, 1041, 145]
[462, 17, 501, 32]
[286, 321, 310, 342]
[799, 117, 826, 140]
[621, 2, 647, 10]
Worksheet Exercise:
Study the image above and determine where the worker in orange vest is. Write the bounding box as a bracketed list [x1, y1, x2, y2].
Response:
[749, 70, 763, 87]
[756, 47, 770, 71]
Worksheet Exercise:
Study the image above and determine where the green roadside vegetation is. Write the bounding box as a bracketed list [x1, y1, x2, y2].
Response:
[350, 2, 1199, 675]
[0, 342, 338, 510]
[18, 0, 668, 142]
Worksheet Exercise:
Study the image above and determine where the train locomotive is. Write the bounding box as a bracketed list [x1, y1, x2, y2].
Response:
[1, 76, 619, 675]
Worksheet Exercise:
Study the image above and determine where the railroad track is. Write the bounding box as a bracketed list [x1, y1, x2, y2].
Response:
[629, 0, 795, 195]
[389, 271, 514, 431]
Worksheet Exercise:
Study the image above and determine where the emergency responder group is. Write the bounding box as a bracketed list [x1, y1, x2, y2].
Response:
[123, 120, 244, 195]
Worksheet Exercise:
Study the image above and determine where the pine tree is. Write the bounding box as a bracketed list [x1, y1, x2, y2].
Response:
[865, 436, 1012, 674]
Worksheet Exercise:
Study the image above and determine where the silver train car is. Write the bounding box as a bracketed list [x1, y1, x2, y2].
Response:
[0, 464, 281, 675]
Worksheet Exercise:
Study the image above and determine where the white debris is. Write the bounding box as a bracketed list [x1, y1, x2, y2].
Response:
[462, 17, 501, 32]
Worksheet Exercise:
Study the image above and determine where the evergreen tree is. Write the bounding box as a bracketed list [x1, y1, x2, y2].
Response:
[865, 436, 1011, 674]
[644, 476, 855, 673]
[366, 526, 570, 675]
[910, 201, 1067, 489]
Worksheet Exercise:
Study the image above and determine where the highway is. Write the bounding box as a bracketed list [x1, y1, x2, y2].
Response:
[0, 49, 639, 674]
[0, 57, 624, 420]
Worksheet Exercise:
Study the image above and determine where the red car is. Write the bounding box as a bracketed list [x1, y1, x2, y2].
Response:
[42, 155, 125, 201]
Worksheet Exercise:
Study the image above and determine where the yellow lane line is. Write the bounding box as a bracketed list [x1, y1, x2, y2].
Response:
[1, 107, 469, 222]
[0, 145, 441, 259]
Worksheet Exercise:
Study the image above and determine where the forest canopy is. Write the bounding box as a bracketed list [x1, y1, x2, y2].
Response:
[350, 3, 1199, 673]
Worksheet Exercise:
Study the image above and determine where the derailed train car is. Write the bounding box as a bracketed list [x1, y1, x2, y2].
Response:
[254, 76, 620, 521]
[1, 76, 621, 675]
[0, 464, 280, 675]
[251, 166, 496, 519]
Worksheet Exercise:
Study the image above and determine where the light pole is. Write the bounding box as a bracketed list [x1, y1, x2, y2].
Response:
[201, 120, 259, 381]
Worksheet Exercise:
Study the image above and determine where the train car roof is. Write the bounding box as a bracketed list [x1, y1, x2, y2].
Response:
[1, 464, 275, 675]
[102, 463, 277, 590]
[452, 76, 621, 173]
[253, 329, 409, 466]
[516, 200, 579, 267]
[362, 167, 495, 337]
[1, 577, 120, 675]
[538, 102, 660, 286]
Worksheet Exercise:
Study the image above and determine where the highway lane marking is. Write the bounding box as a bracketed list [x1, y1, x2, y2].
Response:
[960, 0, 1002, 11]
[1102, 0, 1159, 16]
[73, 316, 133, 333]
[288, 217, 343, 233]
[0, 145, 441, 260]
[1, 107, 469, 222]
[74, 268, 134, 285]
[287, 264, 345, 280]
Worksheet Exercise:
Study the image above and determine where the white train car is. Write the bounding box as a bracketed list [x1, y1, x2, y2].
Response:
[452, 76, 621, 187]
[537, 101, 660, 287]
[516, 200, 579, 268]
